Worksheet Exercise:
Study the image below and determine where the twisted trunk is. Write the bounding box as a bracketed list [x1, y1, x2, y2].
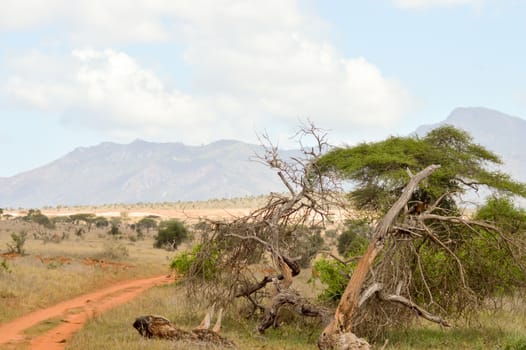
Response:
[318, 165, 440, 349]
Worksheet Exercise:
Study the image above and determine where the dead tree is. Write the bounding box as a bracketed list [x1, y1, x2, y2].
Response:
[133, 306, 235, 348]
[183, 122, 342, 331]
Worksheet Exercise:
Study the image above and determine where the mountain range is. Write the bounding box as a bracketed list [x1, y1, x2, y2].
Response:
[1, 106, 525, 208]
[415, 107, 526, 183]
[0, 140, 296, 208]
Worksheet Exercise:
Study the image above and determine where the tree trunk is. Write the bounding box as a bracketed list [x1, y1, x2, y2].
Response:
[318, 165, 440, 349]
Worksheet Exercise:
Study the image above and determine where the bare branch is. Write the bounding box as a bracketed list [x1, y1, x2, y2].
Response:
[377, 291, 450, 327]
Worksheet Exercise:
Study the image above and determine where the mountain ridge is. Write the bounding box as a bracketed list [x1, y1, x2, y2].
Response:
[0, 139, 296, 208]
[415, 106, 526, 183]
[2, 106, 525, 208]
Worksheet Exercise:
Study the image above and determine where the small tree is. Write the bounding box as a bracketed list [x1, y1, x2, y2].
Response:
[6, 232, 28, 255]
[108, 224, 120, 236]
[136, 217, 158, 233]
[154, 220, 189, 250]
[23, 209, 54, 229]
[336, 219, 369, 257]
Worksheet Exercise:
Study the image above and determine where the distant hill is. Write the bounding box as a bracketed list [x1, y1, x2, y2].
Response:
[1, 107, 525, 208]
[416, 107, 526, 183]
[0, 139, 296, 208]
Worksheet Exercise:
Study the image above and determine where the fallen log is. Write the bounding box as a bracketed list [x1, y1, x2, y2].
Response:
[133, 306, 235, 348]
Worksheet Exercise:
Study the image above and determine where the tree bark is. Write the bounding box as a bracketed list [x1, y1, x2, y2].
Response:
[318, 164, 440, 349]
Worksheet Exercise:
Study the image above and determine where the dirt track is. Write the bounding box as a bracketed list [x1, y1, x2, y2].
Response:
[0, 275, 173, 349]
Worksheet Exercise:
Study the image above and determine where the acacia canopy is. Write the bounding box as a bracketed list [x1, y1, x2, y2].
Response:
[318, 125, 526, 212]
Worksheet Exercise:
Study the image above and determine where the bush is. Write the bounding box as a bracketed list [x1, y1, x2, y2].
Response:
[108, 224, 120, 236]
[154, 220, 189, 250]
[170, 243, 219, 279]
[337, 219, 370, 257]
[23, 209, 55, 229]
[311, 258, 352, 302]
[503, 337, 526, 350]
[135, 217, 158, 233]
[94, 216, 109, 228]
[6, 232, 27, 255]
[0, 259, 10, 274]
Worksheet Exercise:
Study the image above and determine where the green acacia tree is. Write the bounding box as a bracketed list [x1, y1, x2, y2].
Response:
[154, 219, 189, 250]
[315, 126, 526, 348]
[319, 125, 525, 212]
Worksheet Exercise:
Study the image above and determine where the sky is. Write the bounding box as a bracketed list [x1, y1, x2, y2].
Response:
[1, 0, 526, 177]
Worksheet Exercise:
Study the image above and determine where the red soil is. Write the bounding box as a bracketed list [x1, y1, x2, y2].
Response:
[0, 275, 173, 349]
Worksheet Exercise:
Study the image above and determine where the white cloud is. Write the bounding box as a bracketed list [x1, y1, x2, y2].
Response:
[6, 49, 217, 143]
[3, 1, 416, 144]
[393, 0, 485, 9]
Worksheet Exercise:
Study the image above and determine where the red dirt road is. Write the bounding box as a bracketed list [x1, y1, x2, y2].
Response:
[0, 275, 173, 349]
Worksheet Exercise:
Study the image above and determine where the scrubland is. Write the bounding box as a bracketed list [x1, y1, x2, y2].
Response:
[0, 200, 525, 349]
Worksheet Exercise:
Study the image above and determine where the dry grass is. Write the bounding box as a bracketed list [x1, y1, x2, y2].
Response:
[0, 218, 171, 324]
[67, 284, 322, 350]
[67, 282, 526, 350]
[2, 203, 525, 349]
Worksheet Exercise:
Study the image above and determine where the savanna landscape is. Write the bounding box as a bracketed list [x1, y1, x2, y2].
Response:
[1, 125, 526, 350]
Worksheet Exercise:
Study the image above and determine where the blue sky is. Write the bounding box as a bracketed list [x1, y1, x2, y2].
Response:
[1, 0, 525, 177]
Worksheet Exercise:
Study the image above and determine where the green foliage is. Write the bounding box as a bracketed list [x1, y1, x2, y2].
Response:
[465, 197, 526, 295]
[503, 337, 526, 350]
[311, 258, 352, 302]
[318, 126, 526, 325]
[475, 196, 526, 233]
[93, 216, 109, 228]
[23, 209, 55, 229]
[154, 219, 189, 250]
[170, 243, 219, 279]
[313, 220, 369, 302]
[408, 196, 526, 312]
[318, 125, 526, 212]
[385, 325, 511, 350]
[337, 219, 370, 257]
[108, 224, 120, 236]
[135, 217, 158, 232]
[6, 231, 28, 255]
[69, 213, 96, 225]
[0, 258, 10, 274]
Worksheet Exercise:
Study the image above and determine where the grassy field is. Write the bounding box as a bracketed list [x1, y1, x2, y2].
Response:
[1, 203, 526, 349]
[67, 283, 526, 350]
[67, 283, 323, 350]
[0, 218, 171, 324]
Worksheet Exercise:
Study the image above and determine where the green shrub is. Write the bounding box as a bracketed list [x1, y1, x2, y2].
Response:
[154, 220, 189, 250]
[170, 243, 218, 279]
[135, 217, 158, 233]
[503, 337, 526, 350]
[0, 259, 10, 274]
[94, 216, 109, 228]
[311, 258, 352, 302]
[23, 209, 55, 229]
[108, 224, 120, 236]
[337, 219, 370, 257]
[6, 232, 27, 255]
